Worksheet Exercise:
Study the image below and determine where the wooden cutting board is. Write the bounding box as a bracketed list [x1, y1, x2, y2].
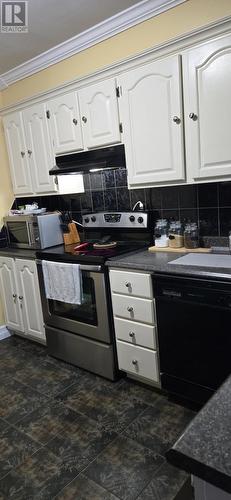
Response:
[148, 246, 212, 253]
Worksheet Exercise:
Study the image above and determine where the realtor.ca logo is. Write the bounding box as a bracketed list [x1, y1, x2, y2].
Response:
[1, 1, 28, 32]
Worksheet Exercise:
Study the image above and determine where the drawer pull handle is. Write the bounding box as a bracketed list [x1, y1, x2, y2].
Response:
[132, 359, 138, 365]
[125, 282, 131, 288]
[127, 306, 133, 312]
[129, 331, 135, 338]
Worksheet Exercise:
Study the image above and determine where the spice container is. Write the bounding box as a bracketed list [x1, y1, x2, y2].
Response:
[154, 219, 168, 248]
[168, 221, 184, 248]
[184, 222, 199, 249]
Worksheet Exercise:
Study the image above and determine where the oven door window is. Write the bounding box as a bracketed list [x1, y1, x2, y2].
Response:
[7, 221, 29, 244]
[47, 271, 97, 325]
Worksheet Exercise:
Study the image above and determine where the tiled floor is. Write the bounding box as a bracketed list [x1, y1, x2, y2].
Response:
[0, 336, 195, 500]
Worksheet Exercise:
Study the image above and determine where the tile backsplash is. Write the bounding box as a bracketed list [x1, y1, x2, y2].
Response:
[14, 168, 231, 238]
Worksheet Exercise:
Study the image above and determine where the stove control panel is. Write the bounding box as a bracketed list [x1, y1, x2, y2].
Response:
[82, 212, 148, 229]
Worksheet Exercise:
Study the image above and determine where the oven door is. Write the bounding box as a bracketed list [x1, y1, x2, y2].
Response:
[6, 220, 31, 248]
[37, 261, 112, 343]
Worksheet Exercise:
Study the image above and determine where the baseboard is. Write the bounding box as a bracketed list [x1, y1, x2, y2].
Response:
[0, 325, 12, 341]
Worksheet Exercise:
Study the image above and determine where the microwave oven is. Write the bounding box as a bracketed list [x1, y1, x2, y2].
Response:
[4, 213, 63, 249]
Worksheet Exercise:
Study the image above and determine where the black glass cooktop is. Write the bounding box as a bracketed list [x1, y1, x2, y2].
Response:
[37, 241, 147, 264]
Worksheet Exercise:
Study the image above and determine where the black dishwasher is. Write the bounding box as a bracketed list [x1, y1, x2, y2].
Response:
[154, 274, 231, 406]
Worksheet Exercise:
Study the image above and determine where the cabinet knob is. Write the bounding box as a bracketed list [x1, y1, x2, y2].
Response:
[125, 282, 131, 288]
[132, 359, 138, 365]
[82, 116, 87, 123]
[172, 116, 181, 124]
[27, 149, 32, 157]
[12, 294, 17, 298]
[129, 331, 135, 338]
[19, 296, 23, 300]
[189, 112, 198, 121]
[73, 118, 78, 125]
[21, 151, 25, 158]
[127, 306, 133, 312]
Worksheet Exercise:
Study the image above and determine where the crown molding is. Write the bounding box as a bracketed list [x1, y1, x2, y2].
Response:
[0, 0, 187, 90]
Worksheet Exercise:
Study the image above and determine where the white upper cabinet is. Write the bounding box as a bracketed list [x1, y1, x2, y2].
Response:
[15, 259, 45, 342]
[78, 78, 121, 149]
[23, 103, 57, 194]
[0, 257, 23, 332]
[183, 34, 231, 182]
[47, 92, 83, 155]
[3, 112, 33, 195]
[118, 55, 185, 187]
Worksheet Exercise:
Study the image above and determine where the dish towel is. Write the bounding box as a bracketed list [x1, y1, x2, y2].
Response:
[42, 260, 83, 304]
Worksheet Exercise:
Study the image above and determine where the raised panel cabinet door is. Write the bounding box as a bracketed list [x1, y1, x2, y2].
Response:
[48, 92, 83, 154]
[78, 78, 121, 149]
[15, 259, 45, 342]
[3, 112, 33, 195]
[23, 103, 57, 194]
[117, 55, 185, 187]
[183, 34, 231, 181]
[0, 257, 23, 332]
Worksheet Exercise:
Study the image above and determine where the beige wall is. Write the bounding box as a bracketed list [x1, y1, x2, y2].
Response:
[1, 0, 231, 107]
[0, 0, 230, 326]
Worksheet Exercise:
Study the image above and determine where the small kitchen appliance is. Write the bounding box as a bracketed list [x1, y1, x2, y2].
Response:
[37, 211, 150, 380]
[4, 213, 63, 249]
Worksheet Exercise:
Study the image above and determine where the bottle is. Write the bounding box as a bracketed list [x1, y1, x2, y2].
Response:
[168, 221, 184, 248]
[154, 219, 169, 248]
[184, 222, 199, 249]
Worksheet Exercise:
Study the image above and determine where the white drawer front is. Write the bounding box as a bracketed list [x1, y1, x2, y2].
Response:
[110, 270, 152, 298]
[112, 293, 155, 324]
[117, 340, 159, 382]
[114, 317, 156, 349]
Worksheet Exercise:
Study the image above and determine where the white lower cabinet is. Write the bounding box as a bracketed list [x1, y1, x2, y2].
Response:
[110, 268, 160, 385]
[117, 341, 159, 383]
[0, 256, 45, 344]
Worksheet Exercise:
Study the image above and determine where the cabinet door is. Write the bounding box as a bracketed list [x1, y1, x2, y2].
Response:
[23, 103, 57, 193]
[48, 92, 83, 154]
[183, 34, 231, 181]
[3, 112, 33, 195]
[79, 78, 121, 149]
[0, 257, 23, 332]
[15, 259, 45, 342]
[118, 55, 185, 187]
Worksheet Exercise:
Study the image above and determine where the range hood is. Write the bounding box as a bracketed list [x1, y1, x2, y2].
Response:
[49, 144, 126, 175]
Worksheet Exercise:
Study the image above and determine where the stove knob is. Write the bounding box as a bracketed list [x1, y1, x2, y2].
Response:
[84, 217, 89, 223]
[138, 216, 144, 224]
[129, 215, 135, 222]
[91, 216, 96, 222]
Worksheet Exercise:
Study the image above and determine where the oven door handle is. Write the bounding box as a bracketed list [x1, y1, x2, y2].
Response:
[36, 260, 102, 273]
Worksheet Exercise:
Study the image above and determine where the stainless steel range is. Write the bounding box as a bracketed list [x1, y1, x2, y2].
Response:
[36, 211, 150, 380]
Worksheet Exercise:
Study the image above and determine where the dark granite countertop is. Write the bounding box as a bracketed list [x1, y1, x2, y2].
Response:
[106, 249, 231, 281]
[166, 375, 231, 494]
[0, 247, 37, 259]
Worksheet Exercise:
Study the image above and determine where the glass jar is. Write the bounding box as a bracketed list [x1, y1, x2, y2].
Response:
[154, 219, 168, 248]
[168, 221, 184, 248]
[184, 222, 199, 249]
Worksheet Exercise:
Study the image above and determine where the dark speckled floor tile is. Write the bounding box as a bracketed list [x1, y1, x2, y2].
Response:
[13, 358, 80, 397]
[0, 447, 79, 500]
[85, 435, 164, 500]
[0, 419, 10, 436]
[137, 461, 188, 500]
[56, 473, 119, 500]
[0, 427, 40, 480]
[122, 402, 194, 455]
[0, 378, 48, 424]
[18, 400, 80, 445]
[56, 376, 148, 433]
[117, 379, 162, 406]
[137, 398, 195, 446]
[46, 411, 117, 468]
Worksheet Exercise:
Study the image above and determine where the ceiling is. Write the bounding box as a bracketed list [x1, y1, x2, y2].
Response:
[0, 0, 142, 74]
